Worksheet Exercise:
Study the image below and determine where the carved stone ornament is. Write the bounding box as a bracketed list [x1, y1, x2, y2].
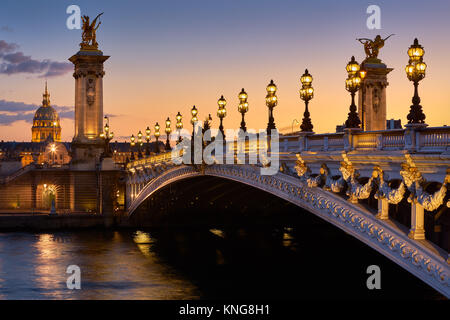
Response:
[86, 78, 96, 106]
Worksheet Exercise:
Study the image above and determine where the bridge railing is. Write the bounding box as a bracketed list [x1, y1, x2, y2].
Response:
[127, 126, 450, 168]
[279, 126, 450, 153]
[126, 149, 182, 169]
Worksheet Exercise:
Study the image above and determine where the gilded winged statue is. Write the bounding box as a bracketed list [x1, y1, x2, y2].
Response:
[356, 34, 394, 60]
[80, 13, 104, 50]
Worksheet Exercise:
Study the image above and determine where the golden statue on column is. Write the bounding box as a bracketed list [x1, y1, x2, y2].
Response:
[80, 13, 104, 51]
[357, 34, 394, 62]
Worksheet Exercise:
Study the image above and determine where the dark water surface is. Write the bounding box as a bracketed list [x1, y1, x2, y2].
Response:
[0, 226, 443, 300]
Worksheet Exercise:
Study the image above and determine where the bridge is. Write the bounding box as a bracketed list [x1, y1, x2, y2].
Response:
[0, 22, 448, 298]
[125, 126, 450, 298]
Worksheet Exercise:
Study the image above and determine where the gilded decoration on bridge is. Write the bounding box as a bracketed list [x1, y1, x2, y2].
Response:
[294, 153, 450, 212]
[373, 166, 405, 205]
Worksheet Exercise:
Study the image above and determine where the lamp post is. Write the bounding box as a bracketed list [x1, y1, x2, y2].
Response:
[405, 38, 427, 125]
[145, 126, 151, 156]
[190, 106, 199, 164]
[137, 130, 143, 159]
[217, 95, 227, 139]
[359, 67, 367, 131]
[299, 69, 314, 132]
[344, 56, 362, 129]
[238, 88, 249, 132]
[266, 80, 278, 134]
[165, 117, 172, 151]
[130, 134, 136, 161]
[154, 122, 160, 153]
[100, 116, 114, 157]
[176, 112, 183, 143]
[191, 105, 198, 139]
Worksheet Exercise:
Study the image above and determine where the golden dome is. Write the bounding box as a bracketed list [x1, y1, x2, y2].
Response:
[31, 82, 62, 142]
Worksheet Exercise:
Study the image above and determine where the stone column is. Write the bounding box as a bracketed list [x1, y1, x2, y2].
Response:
[344, 128, 360, 151]
[358, 60, 393, 131]
[69, 49, 109, 165]
[376, 198, 389, 220]
[409, 201, 425, 240]
[298, 132, 314, 151]
[100, 171, 119, 228]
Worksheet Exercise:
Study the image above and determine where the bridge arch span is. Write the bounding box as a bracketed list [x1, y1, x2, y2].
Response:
[126, 164, 450, 298]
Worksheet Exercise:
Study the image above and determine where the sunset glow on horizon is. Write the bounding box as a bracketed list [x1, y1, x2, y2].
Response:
[1, 0, 449, 142]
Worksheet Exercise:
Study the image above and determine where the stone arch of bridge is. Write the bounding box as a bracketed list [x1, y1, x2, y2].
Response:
[126, 164, 449, 297]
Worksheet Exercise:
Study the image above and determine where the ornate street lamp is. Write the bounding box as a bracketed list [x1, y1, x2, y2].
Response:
[344, 56, 362, 129]
[99, 116, 114, 156]
[266, 80, 278, 134]
[154, 122, 160, 153]
[145, 126, 151, 155]
[176, 112, 183, 143]
[190, 105, 199, 164]
[238, 88, 249, 132]
[191, 105, 198, 136]
[405, 38, 427, 124]
[299, 69, 314, 132]
[137, 130, 143, 158]
[217, 95, 227, 139]
[359, 67, 367, 131]
[165, 117, 172, 151]
[130, 134, 136, 161]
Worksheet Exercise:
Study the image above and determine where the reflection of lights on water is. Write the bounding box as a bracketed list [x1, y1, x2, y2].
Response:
[39, 234, 53, 242]
[34, 233, 66, 298]
[209, 229, 224, 238]
[283, 227, 294, 248]
[133, 231, 156, 259]
[37, 234, 55, 257]
[133, 231, 153, 244]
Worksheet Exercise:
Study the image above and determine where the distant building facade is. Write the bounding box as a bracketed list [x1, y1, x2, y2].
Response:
[0, 83, 163, 174]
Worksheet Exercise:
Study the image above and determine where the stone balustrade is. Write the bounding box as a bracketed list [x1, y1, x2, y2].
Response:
[279, 126, 450, 153]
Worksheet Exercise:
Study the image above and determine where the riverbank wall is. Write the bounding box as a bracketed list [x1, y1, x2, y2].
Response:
[0, 213, 108, 230]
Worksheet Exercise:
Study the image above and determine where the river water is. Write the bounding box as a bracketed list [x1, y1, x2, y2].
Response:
[0, 227, 443, 300]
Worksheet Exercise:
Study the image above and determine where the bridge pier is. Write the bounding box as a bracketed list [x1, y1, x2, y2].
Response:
[409, 201, 426, 240]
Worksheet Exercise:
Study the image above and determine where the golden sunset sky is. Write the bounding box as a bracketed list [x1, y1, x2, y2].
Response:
[0, 0, 449, 142]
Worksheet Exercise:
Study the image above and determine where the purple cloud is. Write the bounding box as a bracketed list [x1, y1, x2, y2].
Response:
[2, 52, 30, 64]
[0, 40, 18, 54]
[0, 99, 74, 125]
[40, 61, 73, 78]
[0, 26, 13, 33]
[0, 40, 72, 78]
[0, 99, 118, 126]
